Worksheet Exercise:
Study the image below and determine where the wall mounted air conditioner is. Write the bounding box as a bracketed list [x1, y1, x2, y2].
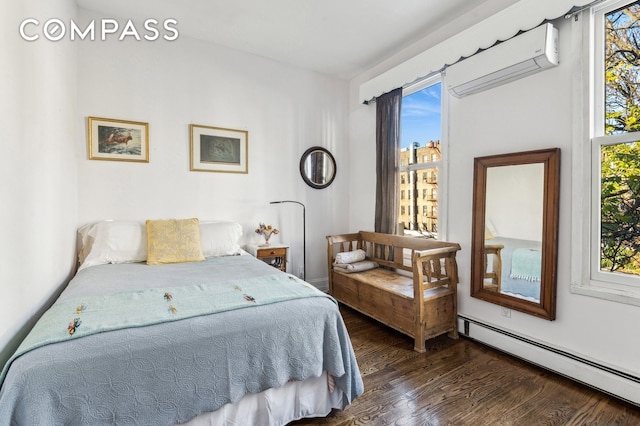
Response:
[446, 23, 558, 98]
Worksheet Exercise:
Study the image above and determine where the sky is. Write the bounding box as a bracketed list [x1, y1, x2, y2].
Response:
[400, 82, 441, 149]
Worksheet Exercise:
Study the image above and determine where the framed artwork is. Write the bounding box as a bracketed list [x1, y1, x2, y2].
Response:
[88, 116, 149, 162]
[190, 124, 248, 174]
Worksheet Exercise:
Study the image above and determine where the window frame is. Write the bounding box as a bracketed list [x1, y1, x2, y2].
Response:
[571, 0, 640, 305]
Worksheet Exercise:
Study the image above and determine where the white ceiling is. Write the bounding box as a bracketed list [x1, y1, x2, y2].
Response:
[74, 0, 520, 79]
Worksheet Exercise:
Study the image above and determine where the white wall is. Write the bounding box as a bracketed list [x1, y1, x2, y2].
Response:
[76, 9, 350, 287]
[348, 15, 640, 395]
[0, 0, 78, 365]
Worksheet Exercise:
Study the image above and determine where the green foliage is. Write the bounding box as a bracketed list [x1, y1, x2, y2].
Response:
[600, 143, 640, 272]
[605, 4, 640, 134]
[601, 3, 640, 273]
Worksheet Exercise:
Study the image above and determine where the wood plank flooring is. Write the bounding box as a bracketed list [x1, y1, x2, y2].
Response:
[292, 305, 640, 426]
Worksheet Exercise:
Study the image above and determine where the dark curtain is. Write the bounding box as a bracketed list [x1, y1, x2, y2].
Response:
[374, 88, 402, 234]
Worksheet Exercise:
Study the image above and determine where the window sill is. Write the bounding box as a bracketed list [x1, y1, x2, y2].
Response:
[570, 281, 640, 307]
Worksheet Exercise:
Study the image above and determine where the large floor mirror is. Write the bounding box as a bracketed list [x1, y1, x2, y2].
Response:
[470, 148, 560, 320]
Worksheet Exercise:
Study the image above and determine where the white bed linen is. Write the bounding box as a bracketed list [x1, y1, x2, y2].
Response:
[182, 372, 344, 425]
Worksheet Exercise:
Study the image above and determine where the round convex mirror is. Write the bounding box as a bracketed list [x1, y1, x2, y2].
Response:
[299, 147, 336, 189]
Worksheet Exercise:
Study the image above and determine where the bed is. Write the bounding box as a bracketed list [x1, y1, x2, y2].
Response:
[484, 236, 542, 302]
[0, 219, 363, 425]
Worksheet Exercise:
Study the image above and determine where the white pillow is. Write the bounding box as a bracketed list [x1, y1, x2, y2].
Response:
[199, 221, 243, 257]
[334, 249, 367, 265]
[77, 219, 244, 270]
[78, 220, 147, 270]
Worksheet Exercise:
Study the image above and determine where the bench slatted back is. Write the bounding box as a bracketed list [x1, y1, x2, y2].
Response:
[327, 231, 461, 294]
[358, 231, 456, 272]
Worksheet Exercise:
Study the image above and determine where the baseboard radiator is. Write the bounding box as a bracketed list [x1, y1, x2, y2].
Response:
[458, 315, 640, 407]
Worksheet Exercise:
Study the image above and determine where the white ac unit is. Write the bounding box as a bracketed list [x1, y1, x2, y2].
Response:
[446, 23, 558, 98]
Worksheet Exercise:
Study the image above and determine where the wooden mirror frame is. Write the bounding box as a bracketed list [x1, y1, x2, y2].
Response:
[299, 146, 336, 189]
[470, 148, 560, 320]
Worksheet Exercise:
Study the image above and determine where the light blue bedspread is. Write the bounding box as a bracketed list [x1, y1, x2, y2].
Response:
[0, 255, 363, 425]
[487, 237, 542, 300]
[509, 247, 542, 282]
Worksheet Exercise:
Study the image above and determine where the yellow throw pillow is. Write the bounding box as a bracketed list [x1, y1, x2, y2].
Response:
[146, 218, 205, 265]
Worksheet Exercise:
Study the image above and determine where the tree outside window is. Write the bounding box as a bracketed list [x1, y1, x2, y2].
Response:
[599, 1, 640, 275]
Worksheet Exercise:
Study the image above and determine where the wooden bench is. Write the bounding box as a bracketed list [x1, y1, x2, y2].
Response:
[326, 231, 461, 352]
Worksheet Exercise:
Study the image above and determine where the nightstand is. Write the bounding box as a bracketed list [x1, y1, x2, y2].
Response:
[246, 244, 288, 272]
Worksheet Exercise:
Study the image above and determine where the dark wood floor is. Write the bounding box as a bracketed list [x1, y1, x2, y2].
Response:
[292, 305, 640, 426]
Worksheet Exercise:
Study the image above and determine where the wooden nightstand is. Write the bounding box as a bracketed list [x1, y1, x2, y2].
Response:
[246, 244, 288, 272]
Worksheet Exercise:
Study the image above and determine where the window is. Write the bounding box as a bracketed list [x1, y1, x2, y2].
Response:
[398, 76, 442, 237]
[574, 0, 640, 304]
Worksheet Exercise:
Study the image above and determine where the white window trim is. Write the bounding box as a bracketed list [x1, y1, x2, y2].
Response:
[570, 0, 640, 306]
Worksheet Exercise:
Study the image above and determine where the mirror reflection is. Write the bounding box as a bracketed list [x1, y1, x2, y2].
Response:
[471, 148, 560, 320]
[300, 147, 336, 189]
[483, 164, 544, 302]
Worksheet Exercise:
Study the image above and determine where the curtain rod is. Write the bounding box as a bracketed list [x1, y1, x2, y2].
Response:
[364, 70, 444, 105]
[564, 0, 608, 20]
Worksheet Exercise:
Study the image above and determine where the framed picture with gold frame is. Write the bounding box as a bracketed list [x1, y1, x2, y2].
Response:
[190, 124, 248, 173]
[88, 116, 149, 162]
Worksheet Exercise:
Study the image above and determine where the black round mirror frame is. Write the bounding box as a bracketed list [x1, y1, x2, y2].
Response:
[299, 146, 336, 189]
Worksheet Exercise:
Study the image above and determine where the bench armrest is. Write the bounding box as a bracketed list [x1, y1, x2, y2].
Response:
[412, 245, 460, 294]
[326, 233, 361, 263]
[326, 233, 362, 294]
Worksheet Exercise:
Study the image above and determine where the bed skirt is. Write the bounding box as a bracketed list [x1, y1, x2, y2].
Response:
[181, 372, 344, 425]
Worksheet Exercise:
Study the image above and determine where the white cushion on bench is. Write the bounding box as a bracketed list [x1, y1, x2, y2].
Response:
[333, 260, 378, 273]
[334, 249, 366, 264]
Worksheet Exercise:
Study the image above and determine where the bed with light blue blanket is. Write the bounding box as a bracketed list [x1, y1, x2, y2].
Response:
[487, 237, 542, 301]
[0, 255, 363, 425]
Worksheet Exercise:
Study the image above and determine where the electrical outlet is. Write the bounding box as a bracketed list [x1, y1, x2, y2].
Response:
[501, 307, 511, 318]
